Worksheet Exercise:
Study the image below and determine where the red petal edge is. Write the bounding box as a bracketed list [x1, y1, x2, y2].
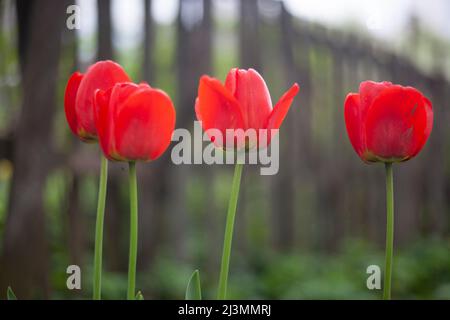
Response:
[64, 72, 83, 137]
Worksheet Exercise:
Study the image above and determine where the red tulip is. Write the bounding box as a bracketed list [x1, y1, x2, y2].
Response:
[94, 82, 176, 162]
[65, 60, 130, 142]
[344, 81, 433, 163]
[195, 68, 299, 149]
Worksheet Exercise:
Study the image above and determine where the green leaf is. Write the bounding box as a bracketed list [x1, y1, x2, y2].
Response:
[135, 291, 144, 300]
[185, 269, 202, 300]
[7, 287, 17, 300]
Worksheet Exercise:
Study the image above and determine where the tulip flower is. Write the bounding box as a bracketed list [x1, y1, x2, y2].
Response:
[64, 60, 130, 300]
[65, 60, 130, 142]
[344, 81, 433, 299]
[94, 82, 175, 162]
[196, 68, 299, 149]
[195, 68, 299, 299]
[94, 81, 176, 299]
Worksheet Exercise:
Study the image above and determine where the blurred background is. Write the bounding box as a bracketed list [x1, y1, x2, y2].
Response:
[0, 0, 449, 299]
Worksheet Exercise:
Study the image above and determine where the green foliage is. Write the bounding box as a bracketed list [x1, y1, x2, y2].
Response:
[0, 19, 20, 132]
[185, 270, 202, 300]
[6, 286, 17, 300]
[120, 238, 448, 300]
[0, 159, 12, 242]
[145, 257, 194, 300]
[153, 25, 177, 99]
[135, 291, 144, 300]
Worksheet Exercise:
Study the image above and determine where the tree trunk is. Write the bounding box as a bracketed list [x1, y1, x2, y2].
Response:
[0, 0, 68, 299]
[171, 0, 212, 260]
[270, 3, 299, 251]
[239, 0, 260, 70]
[97, 0, 113, 60]
[143, 0, 154, 82]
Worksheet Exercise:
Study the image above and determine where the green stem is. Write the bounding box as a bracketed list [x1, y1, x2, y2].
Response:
[383, 162, 394, 300]
[127, 161, 138, 300]
[217, 163, 244, 300]
[93, 156, 108, 300]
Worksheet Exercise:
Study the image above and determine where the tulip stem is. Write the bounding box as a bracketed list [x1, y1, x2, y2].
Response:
[127, 161, 138, 300]
[93, 156, 108, 300]
[383, 162, 394, 300]
[217, 163, 244, 300]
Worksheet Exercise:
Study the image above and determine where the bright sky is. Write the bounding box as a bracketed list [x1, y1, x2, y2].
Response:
[284, 0, 450, 39]
[76, 0, 450, 52]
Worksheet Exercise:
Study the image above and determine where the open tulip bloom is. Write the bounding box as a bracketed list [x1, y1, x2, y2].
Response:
[344, 81, 433, 299]
[196, 68, 299, 150]
[65, 60, 130, 299]
[195, 68, 299, 299]
[94, 81, 176, 299]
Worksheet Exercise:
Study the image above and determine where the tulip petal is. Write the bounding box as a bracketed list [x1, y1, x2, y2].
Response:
[75, 60, 130, 137]
[365, 86, 433, 162]
[359, 81, 393, 112]
[115, 88, 176, 161]
[415, 96, 433, 157]
[344, 93, 366, 159]
[64, 72, 83, 138]
[224, 68, 238, 94]
[196, 75, 244, 147]
[225, 68, 272, 130]
[95, 83, 151, 160]
[266, 83, 299, 131]
[110, 82, 141, 116]
[94, 88, 113, 158]
[261, 83, 299, 148]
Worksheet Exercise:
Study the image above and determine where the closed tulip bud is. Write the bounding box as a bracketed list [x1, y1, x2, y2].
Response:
[64, 60, 130, 142]
[94, 82, 176, 162]
[344, 81, 433, 163]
